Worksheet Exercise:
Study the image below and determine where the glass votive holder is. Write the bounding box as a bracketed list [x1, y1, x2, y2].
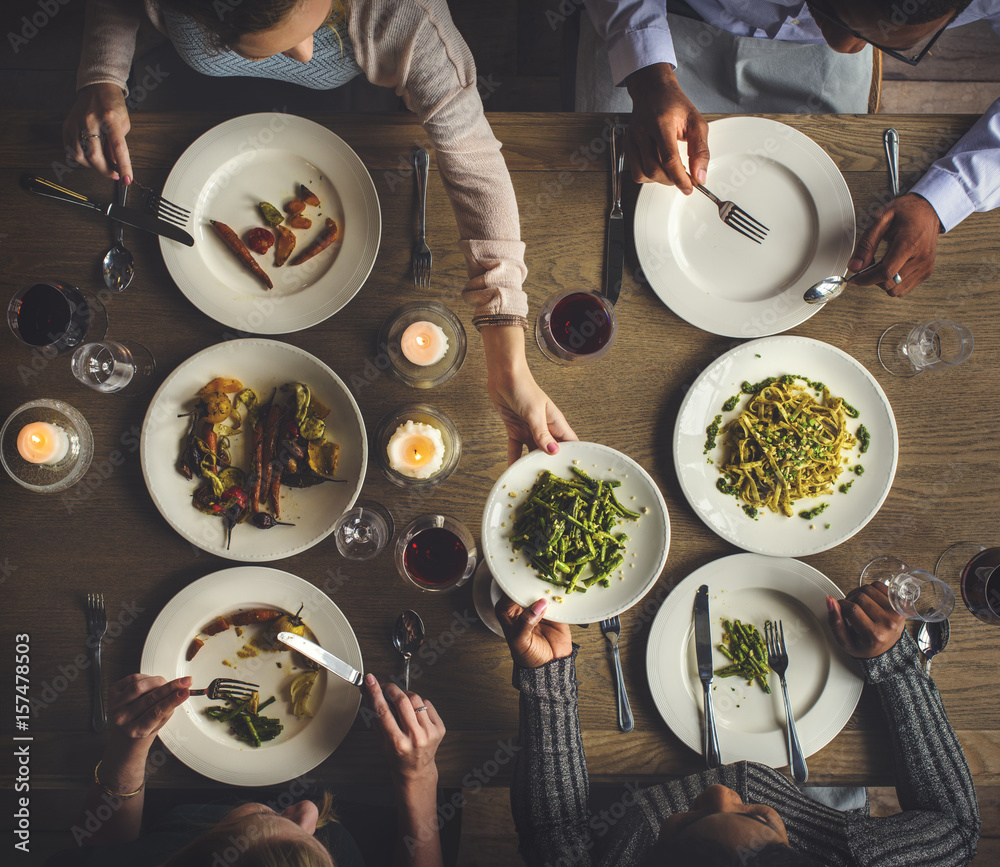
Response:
[377, 301, 467, 388]
[535, 289, 616, 364]
[7, 280, 108, 355]
[0, 399, 94, 493]
[374, 403, 461, 489]
[395, 514, 478, 592]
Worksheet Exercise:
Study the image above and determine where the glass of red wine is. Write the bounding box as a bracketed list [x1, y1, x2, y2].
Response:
[395, 514, 477, 593]
[936, 542, 1000, 625]
[535, 289, 617, 364]
[7, 280, 108, 355]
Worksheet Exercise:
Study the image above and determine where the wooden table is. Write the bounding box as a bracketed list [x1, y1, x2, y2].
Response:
[1, 112, 998, 805]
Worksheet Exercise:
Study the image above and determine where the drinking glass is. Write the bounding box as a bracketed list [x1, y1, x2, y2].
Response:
[395, 514, 477, 592]
[7, 280, 108, 354]
[333, 500, 394, 560]
[936, 542, 1000, 625]
[877, 320, 973, 378]
[859, 555, 956, 622]
[535, 289, 616, 364]
[70, 340, 155, 394]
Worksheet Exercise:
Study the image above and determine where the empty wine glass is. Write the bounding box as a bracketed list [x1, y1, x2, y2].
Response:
[71, 340, 155, 394]
[333, 500, 394, 560]
[859, 555, 956, 622]
[877, 320, 973, 378]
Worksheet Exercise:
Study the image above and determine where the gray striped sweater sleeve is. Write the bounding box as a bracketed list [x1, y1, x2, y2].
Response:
[510, 648, 595, 867]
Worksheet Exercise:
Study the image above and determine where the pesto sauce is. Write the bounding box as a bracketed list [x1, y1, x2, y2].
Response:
[704, 414, 723, 453]
[716, 477, 739, 497]
[742, 504, 758, 519]
[857, 424, 870, 454]
[853, 465, 865, 476]
[798, 502, 829, 520]
[839, 480, 854, 494]
[722, 395, 740, 412]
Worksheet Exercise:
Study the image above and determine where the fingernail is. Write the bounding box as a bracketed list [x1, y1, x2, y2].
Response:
[546, 442, 558, 455]
[530, 598, 548, 616]
[848, 258, 863, 271]
[696, 169, 707, 184]
[826, 596, 837, 614]
[365, 673, 376, 686]
[122, 175, 132, 186]
[179, 676, 192, 686]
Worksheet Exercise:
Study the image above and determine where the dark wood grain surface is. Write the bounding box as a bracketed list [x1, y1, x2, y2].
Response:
[1, 112, 998, 795]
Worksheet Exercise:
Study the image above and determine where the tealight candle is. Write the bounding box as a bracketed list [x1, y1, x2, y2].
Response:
[400, 321, 449, 366]
[386, 420, 446, 479]
[17, 422, 70, 465]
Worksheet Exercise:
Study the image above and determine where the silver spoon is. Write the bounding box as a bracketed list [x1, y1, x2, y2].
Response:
[102, 180, 135, 292]
[803, 264, 879, 305]
[392, 609, 425, 691]
[916, 618, 951, 676]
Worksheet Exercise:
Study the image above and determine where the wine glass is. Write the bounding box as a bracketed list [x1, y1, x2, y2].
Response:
[394, 514, 477, 592]
[7, 280, 108, 355]
[936, 542, 1000, 625]
[535, 289, 617, 364]
[877, 320, 973, 378]
[859, 555, 955, 622]
[333, 500, 394, 560]
[71, 341, 156, 395]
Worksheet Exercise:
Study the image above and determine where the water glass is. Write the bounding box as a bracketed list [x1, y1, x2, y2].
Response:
[877, 320, 973, 378]
[535, 289, 617, 364]
[333, 501, 394, 560]
[860, 555, 956, 622]
[7, 280, 108, 354]
[71, 340, 155, 394]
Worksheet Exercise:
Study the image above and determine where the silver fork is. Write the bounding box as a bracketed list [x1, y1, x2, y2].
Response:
[131, 179, 192, 228]
[85, 594, 108, 732]
[599, 616, 634, 732]
[188, 678, 259, 701]
[694, 182, 769, 244]
[411, 147, 432, 288]
[764, 620, 808, 783]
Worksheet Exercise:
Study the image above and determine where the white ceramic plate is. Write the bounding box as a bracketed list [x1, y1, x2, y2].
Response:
[646, 553, 863, 768]
[140, 338, 366, 561]
[634, 117, 854, 338]
[481, 441, 670, 624]
[674, 335, 897, 557]
[160, 114, 381, 334]
[141, 567, 362, 786]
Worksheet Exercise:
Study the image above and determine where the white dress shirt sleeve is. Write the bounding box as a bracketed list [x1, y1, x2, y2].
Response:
[584, 0, 676, 85]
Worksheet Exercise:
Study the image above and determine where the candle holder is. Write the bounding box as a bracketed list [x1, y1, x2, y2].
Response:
[1, 399, 94, 493]
[377, 301, 467, 389]
[374, 403, 461, 489]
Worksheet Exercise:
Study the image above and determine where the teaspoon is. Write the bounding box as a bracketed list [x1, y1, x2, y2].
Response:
[803, 264, 879, 305]
[102, 179, 135, 293]
[916, 617, 951, 676]
[392, 609, 425, 691]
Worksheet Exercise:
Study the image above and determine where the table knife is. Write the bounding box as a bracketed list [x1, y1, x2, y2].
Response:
[884, 128, 900, 198]
[277, 632, 363, 687]
[694, 584, 722, 769]
[604, 123, 625, 305]
[22, 175, 194, 246]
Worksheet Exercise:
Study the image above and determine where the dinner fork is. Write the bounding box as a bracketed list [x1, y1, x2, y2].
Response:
[85, 594, 108, 732]
[188, 678, 260, 701]
[694, 181, 769, 244]
[411, 147, 432, 288]
[599, 616, 634, 732]
[764, 620, 808, 783]
[131, 179, 192, 228]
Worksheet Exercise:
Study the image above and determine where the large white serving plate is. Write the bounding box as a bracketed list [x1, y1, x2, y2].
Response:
[140, 338, 366, 561]
[160, 114, 380, 334]
[481, 441, 670, 624]
[634, 117, 854, 338]
[142, 567, 362, 786]
[674, 335, 897, 557]
[646, 554, 863, 768]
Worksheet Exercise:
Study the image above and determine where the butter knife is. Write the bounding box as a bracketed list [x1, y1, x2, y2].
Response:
[884, 128, 900, 198]
[694, 585, 721, 769]
[604, 122, 625, 305]
[277, 632, 363, 687]
[22, 175, 194, 246]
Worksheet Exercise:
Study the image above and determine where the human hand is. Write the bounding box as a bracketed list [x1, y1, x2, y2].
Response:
[363, 675, 445, 789]
[624, 63, 709, 194]
[826, 582, 905, 658]
[107, 674, 190, 751]
[481, 326, 577, 464]
[848, 194, 942, 297]
[495, 594, 573, 668]
[61, 83, 133, 183]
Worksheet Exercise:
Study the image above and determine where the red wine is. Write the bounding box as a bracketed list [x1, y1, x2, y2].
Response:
[961, 547, 1000, 624]
[404, 527, 468, 587]
[14, 283, 74, 346]
[549, 292, 613, 355]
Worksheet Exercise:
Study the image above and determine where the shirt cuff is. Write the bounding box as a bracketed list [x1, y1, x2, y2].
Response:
[607, 28, 677, 87]
[909, 168, 976, 233]
[858, 631, 920, 684]
[512, 647, 579, 700]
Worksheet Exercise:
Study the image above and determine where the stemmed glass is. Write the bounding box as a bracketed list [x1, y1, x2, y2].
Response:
[333, 500, 394, 561]
[877, 320, 973, 378]
[71, 340, 156, 394]
[936, 542, 1000, 625]
[859, 555, 956, 622]
[7, 280, 108, 354]
[535, 289, 617, 364]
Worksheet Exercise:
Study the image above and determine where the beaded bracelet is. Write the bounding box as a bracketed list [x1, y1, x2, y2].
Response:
[94, 761, 145, 800]
[471, 314, 528, 332]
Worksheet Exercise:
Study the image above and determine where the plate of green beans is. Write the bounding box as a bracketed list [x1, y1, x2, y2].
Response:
[481, 441, 670, 624]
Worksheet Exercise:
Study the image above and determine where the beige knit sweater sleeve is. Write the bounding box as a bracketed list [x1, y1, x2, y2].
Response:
[75, 0, 530, 318]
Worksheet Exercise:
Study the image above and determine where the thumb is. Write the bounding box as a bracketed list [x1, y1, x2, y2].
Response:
[528, 409, 559, 456]
[850, 210, 893, 273]
[517, 598, 548, 636]
[826, 596, 849, 649]
[686, 116, 711, 186]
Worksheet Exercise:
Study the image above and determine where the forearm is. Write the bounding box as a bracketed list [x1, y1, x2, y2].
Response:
[77, 0, 142, 92]
[77, 739, 149, 847]
[392, 775, 443, 867]
[481, 325, 529, 382]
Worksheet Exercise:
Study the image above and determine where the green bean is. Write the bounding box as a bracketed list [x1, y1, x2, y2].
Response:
[715, 618, 771, 693]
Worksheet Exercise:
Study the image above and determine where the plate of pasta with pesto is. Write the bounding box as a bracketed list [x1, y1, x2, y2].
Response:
[673, 336, 897, 556]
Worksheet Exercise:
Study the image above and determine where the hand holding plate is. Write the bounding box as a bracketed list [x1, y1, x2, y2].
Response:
[495, 594, 574, 668]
